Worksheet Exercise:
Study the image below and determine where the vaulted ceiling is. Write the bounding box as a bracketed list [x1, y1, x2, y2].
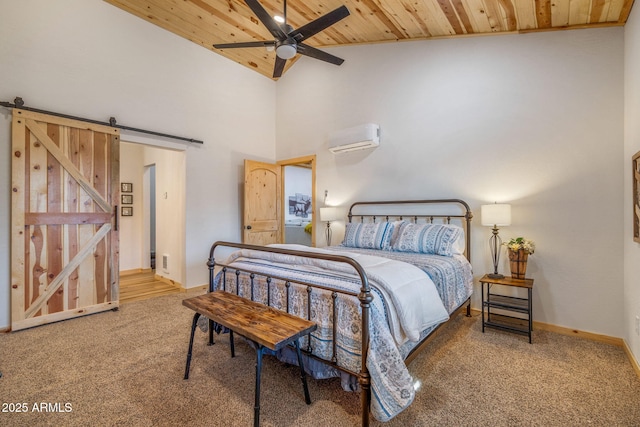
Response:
[105, 0, 636, 79]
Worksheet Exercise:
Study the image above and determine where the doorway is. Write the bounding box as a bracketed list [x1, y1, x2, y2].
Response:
[242, 155, 316, 246]
[278, 155, 316, 247]
[283, 164, 313, 246]
[118, 141, 185, 302]
[144, 164, 156, 270]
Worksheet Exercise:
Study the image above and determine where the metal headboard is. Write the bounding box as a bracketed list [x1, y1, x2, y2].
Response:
[346, 199, 473, 262]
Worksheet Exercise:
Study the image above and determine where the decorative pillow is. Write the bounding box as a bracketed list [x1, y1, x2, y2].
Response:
[449, 225, 465, 255]
[391, 223, 463, 256]
[383, 220, 407, 250]
[342, 222, 393, 250]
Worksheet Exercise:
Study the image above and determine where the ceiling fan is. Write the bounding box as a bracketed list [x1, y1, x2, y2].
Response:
[213, 0, 350, 78]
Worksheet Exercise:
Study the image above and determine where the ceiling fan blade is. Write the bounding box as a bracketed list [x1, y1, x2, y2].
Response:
[213, 41, 275, 49]
[297, 43, 344, 66]
[273, 56, 287, 78]
[244, 0, 287, 40]
[289, 6, 350, 42]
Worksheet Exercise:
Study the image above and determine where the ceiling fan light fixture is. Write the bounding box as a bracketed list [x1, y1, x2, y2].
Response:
[274, 15, 285, 23]
[276, 43, 297, 59]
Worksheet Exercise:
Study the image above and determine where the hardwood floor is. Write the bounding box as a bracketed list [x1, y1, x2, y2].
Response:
[119, 270, 183, 303]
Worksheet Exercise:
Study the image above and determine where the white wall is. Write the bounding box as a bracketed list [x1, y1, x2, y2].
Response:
[276, 28, 625, 337]
[0, 0, 276, 329]
[119, 142, 146, 271]
[143, 145, 185, 285]
[624, 5, 640, 364]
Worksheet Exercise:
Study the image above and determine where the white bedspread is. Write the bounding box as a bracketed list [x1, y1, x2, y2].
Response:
[261, 244, 450, 345]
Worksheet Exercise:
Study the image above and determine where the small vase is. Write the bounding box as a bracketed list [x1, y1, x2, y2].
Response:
[508, 249, 529, 279]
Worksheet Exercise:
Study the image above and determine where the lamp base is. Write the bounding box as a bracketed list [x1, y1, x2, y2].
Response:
[487, 273, 504, 279]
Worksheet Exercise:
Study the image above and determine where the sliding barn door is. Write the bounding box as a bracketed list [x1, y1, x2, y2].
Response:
[11, 109, 120, 331]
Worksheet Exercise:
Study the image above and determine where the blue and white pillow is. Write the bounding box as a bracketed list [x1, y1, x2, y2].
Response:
[342, 222, 393, 250]
[382, 220, 407, 250]
[391, 223, 463, 256]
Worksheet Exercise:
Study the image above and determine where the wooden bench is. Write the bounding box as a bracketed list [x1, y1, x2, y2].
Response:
[182, 291, 317, 427]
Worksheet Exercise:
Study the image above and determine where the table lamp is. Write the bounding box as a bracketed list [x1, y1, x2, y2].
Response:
[481, 203, 511, 279]
[319, 207, 339, 246]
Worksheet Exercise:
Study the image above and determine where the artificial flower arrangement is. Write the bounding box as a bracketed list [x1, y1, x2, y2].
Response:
[504, 237, 535, 254]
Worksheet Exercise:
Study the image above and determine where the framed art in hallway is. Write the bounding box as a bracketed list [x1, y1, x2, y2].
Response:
[121, 182, 132, 193]
[121, 194, 133, 205]
[634, 150, 640, 243]
[121, 206, 133, 217]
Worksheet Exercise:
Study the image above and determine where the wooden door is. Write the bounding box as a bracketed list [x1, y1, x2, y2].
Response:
[243, 160, 281, 245]
[11, 109, 120, 331]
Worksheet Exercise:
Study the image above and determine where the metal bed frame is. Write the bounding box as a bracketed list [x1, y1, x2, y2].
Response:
[206, 199, 473, 426]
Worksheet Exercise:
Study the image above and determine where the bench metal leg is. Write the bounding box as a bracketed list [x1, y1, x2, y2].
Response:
[230, 330, 235, 357]
[254, 345, 264, 427]
[208, 319, 215, 346]
[295, 340, 311, 405]
[184, 312, 201, 380]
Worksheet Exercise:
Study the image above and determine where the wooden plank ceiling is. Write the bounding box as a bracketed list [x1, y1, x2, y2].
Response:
[105, 0, 636, 79]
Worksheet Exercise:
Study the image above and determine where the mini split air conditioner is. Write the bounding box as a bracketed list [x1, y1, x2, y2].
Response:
[328, 123, 380, 154]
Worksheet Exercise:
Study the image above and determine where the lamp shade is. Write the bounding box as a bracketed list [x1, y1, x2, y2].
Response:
[481, 204, 511, 226]
[320, 207, 339, 222]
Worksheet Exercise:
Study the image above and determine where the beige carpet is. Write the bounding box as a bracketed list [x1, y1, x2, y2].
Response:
[0, 290, 639, 427]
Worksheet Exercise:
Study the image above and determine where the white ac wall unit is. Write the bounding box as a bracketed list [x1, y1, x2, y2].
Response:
[328, 123, 380, 154]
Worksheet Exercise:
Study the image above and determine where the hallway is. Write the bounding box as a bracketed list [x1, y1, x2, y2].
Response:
[119, 270, 182, 303]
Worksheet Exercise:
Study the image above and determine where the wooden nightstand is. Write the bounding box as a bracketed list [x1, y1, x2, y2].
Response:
[479, 274, 534, 343]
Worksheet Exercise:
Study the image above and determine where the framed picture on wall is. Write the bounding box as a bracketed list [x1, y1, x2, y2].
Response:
[633, 151, 640, 243]
[121, 194, 133, 204]
[288, 193, 311, 218]
[121, 182, 133, 193]
[121, 206, 133, 217]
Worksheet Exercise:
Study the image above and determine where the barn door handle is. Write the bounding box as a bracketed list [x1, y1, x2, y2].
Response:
[114, 205, 119, 231]
[246, 225, 252, 230]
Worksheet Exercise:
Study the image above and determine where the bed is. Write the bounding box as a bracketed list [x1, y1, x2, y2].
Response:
[204, 199, 473, 426]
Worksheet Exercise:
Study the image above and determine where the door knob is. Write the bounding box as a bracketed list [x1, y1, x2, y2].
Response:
[246, 225, 252, 230]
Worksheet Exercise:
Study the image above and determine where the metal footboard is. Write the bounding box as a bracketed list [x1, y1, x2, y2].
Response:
[208, 241, 374, 427]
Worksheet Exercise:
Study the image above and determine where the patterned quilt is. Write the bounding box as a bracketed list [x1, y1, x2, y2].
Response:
[210, 244, 471, 421]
